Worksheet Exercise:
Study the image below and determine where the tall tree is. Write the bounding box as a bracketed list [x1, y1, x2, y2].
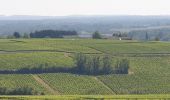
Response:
[92, 56, 100, 74]
[74, 53, 87, 73]
[102, 55, 112, 74]
[145, 32, 149, 41]
[13, 32, 21, 38]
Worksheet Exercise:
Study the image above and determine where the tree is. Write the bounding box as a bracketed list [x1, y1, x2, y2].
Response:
[115, 59, 129, 74]
[74, 53, 87, 73]
[102, 55, 113, 74]
[13, 32, 21, 38]
[92, 31, 102, 39]
[74, 53, 113, 75]
[85, 57, 93, 74]
[92, 56, 100, 74]
[145, 32, 149, 41]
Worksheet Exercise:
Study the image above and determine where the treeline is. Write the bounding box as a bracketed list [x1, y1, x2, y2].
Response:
[7, 30, 77, 38]
[30, 30, 77, 38]
[0, 87, 44, 95]
[128, 29, 170, 41]
[20, 54, 130, 75]
[0, 53, 129, 75]
[112, 32, 128, 37]
[0, 54, 130, 75]
[74, 53, 130, 75]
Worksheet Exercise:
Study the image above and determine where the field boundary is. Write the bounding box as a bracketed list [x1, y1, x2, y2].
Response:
[0, 50, 102, 54]
[1, 50, 170, 57]
[92, 76, 115, 94]
[32, 74, 59, 95]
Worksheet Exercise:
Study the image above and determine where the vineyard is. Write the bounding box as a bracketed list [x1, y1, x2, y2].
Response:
[0, 39, 170, 97]
[0, 74, 49, 94]
[0, 52, 73, 70]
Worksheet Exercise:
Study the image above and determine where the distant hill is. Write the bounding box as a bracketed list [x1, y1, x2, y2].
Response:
[1, 15, 170, 40]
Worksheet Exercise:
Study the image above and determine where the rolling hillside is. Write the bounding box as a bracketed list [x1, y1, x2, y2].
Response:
[0, 39, 169, 95]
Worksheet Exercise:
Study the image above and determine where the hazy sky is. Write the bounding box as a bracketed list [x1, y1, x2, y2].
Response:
[0, 0, 170, 16]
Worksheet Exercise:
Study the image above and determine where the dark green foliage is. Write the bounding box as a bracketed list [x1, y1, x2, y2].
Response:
[92, 56, 100, 74]
[75, 53, 104, 75]
[0, 87, 8, 95]
[30, 30, 77, 38]
[145, 32, 149, 41]
[112, 32, 128, 37]
[74, 53, 87, 73]
[13, 32, 21, 38]
[16, 63, 72, 74]
[10, 87, 36, 95]
[0, 87, 39, 95]
[115, 59, 129, 74]
[74, 53, 129, 75]
[92, 31, 102, 39]
[0, 54, 129, 75]
[102, 55, 113, 74]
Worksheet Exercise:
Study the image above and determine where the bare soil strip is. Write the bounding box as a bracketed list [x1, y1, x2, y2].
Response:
[32, 74, 59, 95]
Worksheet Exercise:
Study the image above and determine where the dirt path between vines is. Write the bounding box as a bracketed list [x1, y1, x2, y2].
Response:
[92, 76, 115, 94]
[32, 74, 59, 95]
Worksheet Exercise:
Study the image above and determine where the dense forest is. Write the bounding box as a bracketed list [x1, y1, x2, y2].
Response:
[30, 30, 77, 38]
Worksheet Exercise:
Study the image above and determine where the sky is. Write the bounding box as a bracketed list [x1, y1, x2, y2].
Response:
[0, 0, 170, 16]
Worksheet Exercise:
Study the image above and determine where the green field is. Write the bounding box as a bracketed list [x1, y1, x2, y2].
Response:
[0, 39, 170, 98]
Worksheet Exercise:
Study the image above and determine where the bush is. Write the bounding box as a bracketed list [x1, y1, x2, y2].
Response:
[0, 87, 39, 95]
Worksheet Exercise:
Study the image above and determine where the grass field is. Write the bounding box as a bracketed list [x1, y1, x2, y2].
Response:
[0, 39, 170, 97]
